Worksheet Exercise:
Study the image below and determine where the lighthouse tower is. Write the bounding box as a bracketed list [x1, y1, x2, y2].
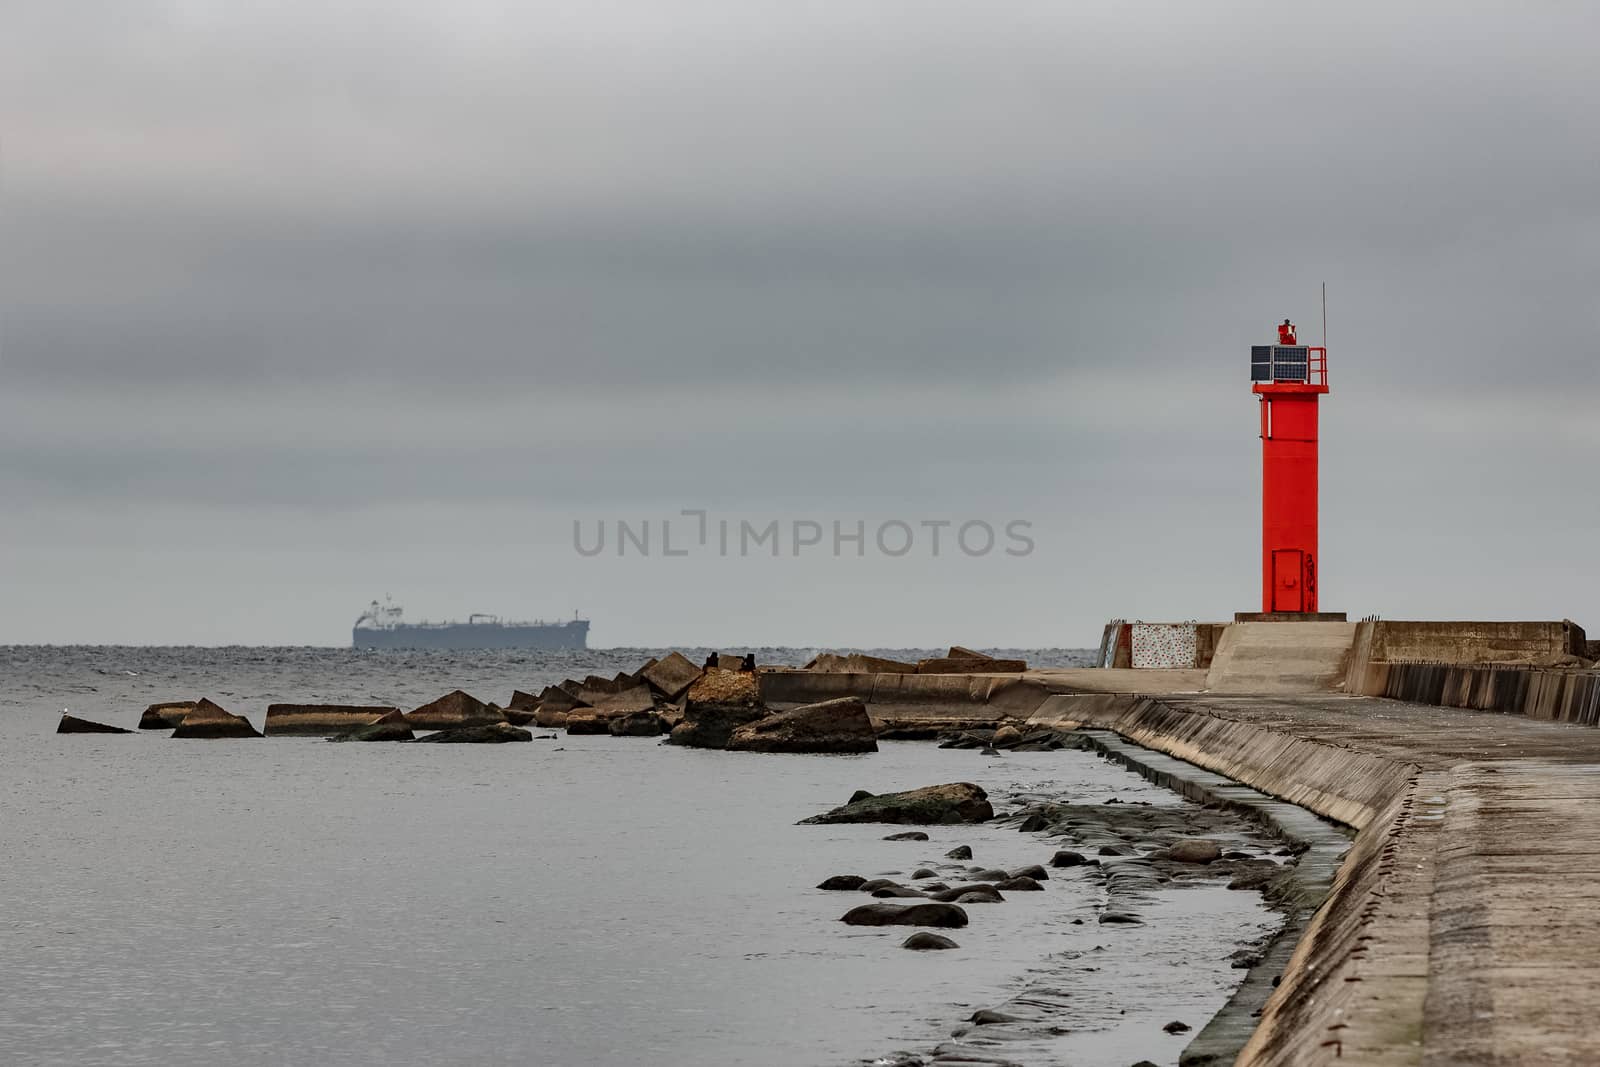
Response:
[1250, 325, 1329, 613]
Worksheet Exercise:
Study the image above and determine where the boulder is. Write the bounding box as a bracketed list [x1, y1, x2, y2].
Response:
[995, 876, 1044, 892]
[655, 704, 685, 730]
[911, 868, 938, 879]
[839, 903, 968, 928]
[668, 703, 766, 749]
[991, 724, 1024, 747]
[172, 698, 261, 739]
[1009, 864, 1048, 881]
[1165, 839, 1222, 864]
[970, 1009, 1021, 1025]
[57, 714, 131, 734]
[405, 690, 503, 731]
[884, 831, 929, 842]
[607, 711, 665, 737]
[971, 869, 1011, 882]
[641, 651, 703, 701]
[139, 701, 196, 729]
[929, 884, 1005, 904]
[1163, 1021, 1191, 1034]
[726, 697, 878, 754]
[264, 704, 398, 737]
[902, 932, 959, 950]
[328, 710, 415, 742]
[685, 668, 762, 710]
[1050, 850, 1090, 868]
[416, 722, 532, 743]
[800, 782, 993, 825]
[817, 875, 868, 891]
[871, 886, 926, 898]
[945, 845, 974, 860]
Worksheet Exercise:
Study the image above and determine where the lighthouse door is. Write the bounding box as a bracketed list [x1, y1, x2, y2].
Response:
[1271, 549, 1305, 613]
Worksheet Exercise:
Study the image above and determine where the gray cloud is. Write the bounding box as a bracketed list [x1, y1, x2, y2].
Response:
[2, 1, 1598, 643]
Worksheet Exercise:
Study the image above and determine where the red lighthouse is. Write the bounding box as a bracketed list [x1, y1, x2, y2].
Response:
[1251, 324, 1329, 613]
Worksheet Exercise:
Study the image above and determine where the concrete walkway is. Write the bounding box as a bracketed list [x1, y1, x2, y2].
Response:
[1031, 690, 1600, 1066]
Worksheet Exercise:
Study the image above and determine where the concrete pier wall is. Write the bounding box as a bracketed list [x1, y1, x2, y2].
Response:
[1374, 661, 1600, 724]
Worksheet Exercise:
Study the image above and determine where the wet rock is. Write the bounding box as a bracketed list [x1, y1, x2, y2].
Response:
[1051, 850, 1090, 868]
[995, 876, 1044, 892]
[1224, 850, 1253, 860]
[726, 697, 878, 754]
[1165, 839, 1222, 864]
[991, 724, 1024, 747]
[405, 690, 503, 731]
[970, 1009, 1020, 1025]
[911, 868, 938, 880]
[668, 703, 766, 749]
[817, 875, 868, 891]
[884, 831, 930, 842]
[902, 932, 958, 951]
[1227, 865, 1282, 892]
[1162, 1020, 1191, 1034]
[139, 701, 196, 729]
[839, 903, 968, 928]
[1098, 844, 1137, 857]
[930, 885, 1004, 904]
[945, 845, 974, 860]
[857, 879, 904, 893]
[328, 710, 414, 742]
[1098, 911, 1143, 925]
[971, 869, 1011, 882]
[1009, 864, 1048, 881]
[799, 782, 992, 825]
[563, 714, 610, 735]
[264, 703, 400, 736]
[848, 789, 876, 804]
[416, 722, 532, 743]
[172, 698, 261, 739]
[979, 746, 1002, 756]
[607, 711, 665, 737]
[57, 714, 131, 734]
[1017, 813, 1051, 833]
[871, 886, 927, 898]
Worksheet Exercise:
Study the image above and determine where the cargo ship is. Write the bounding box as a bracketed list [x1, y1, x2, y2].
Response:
[352, 597, 590, 650]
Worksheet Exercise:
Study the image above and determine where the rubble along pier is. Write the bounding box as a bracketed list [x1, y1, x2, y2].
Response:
[761, 618, 1600, 1065]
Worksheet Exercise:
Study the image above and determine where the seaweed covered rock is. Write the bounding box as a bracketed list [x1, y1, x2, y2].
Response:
[799, 782, 992, 825]
[416, 722, 532, 743]
[725, 697, 877, 754]
[328, 710, 414, 742]
[668, 704, 767, 749]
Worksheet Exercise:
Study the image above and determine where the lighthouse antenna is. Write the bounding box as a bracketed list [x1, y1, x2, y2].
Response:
[1322, 282, 1328, 348]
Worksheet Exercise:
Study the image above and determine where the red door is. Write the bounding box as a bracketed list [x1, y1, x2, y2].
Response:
[1272, 549, 1304, 612]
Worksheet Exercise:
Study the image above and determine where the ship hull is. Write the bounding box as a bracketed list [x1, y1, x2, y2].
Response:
[353, 621, 589, 651]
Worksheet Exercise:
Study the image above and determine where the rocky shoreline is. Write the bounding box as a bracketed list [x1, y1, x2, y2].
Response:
[52, 647, 1345, 1065]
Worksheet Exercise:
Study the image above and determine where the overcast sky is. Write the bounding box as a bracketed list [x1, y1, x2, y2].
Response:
[3, 1, 1597, 647]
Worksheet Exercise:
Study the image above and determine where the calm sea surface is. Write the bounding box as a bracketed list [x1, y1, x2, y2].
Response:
[2, 647, 1274, 1067]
